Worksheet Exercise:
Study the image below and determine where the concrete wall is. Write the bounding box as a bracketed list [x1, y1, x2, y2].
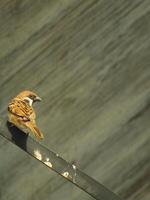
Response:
[0, 1, 150, 199]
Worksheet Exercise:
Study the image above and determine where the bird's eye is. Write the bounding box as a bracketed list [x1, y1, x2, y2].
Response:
[29, 94, 35, 99]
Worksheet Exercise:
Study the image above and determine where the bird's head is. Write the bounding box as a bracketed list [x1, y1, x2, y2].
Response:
[16, 90, 42, 106]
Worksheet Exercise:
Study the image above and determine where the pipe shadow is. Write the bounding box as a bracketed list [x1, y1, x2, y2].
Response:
[7, 121, 28, 151]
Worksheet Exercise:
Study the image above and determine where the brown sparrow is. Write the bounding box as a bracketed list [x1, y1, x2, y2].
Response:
[8, 90, 44, 139]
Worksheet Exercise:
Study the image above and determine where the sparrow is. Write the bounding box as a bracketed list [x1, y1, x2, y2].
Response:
[8, 90, 44, 139]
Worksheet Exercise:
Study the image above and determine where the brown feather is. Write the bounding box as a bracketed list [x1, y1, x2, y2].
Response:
[8, 98, 34, 119]
[25, 121, 44, 139]
[8, 91, 44, 139]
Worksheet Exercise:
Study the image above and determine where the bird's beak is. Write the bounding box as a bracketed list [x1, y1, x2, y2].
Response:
[35, 96, 42, 101]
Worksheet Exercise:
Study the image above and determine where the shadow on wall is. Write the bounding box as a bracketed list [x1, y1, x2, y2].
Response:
[7, 121, 28, 151]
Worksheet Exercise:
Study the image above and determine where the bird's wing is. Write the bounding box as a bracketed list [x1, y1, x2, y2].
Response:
[8, 99, 34, 121]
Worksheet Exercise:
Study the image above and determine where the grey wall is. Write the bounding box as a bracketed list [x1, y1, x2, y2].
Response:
[0, 0, 150, 200]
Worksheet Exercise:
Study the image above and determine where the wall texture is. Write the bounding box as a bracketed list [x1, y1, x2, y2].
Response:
[0, 0, 150, 200]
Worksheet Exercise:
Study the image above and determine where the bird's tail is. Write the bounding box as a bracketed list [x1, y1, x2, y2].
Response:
[26, 121, 44, 139]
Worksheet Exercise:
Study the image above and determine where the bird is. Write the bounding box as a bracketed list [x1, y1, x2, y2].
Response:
[8, 90, 44, 139]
